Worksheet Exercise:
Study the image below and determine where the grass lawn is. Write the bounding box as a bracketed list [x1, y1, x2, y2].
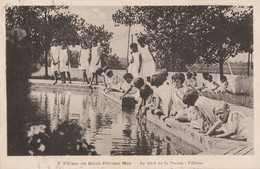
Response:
[200, 91, 253, 109]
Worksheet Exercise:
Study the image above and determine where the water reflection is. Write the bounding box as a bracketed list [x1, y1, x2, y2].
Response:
[28, 88, 202, 155]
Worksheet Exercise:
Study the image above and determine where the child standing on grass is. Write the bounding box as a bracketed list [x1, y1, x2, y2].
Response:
[50, 39, 60, 85]
[89, 40, 102, 86]
[59, 41, 72, 84]
[206, 102, 253, 143]
[78, 43, 90, 84]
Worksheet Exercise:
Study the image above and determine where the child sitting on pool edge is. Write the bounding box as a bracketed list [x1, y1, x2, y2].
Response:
[120, 73, 138, 99]
[206, 102, 253, 143]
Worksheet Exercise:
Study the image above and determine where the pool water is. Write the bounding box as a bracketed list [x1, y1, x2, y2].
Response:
[28, 87, 202, 155]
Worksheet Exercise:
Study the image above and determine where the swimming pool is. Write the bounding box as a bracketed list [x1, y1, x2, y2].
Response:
[28, 87, 202, 155]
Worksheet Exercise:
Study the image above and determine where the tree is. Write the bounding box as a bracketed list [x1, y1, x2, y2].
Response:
[113, 6, 253, 76]
[6, 6, 69, 76]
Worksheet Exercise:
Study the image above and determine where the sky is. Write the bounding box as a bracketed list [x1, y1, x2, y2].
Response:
[65, 6, 250, 62]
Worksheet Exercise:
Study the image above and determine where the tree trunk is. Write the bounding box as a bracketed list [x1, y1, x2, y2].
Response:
[45, 49, 48, 77]
[126, 25, 131, 73]
[247, 52, 250, 76]
[219, 56, 224, 80]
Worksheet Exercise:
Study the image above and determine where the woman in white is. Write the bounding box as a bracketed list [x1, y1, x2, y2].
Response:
[50, 39, 60, 84]
[59, 41, 71, 83]
[128, 43, 143, 79]
[78, 43, 90, 84]
[137, 36, 156, 79]
[89, 40, 101, 86]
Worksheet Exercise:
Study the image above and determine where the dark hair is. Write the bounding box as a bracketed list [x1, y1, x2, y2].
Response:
[221, 75, 227, 82]
[137, 36, 146, 45]
[174, 73, 185, 84]
[130, 43, 138, 50]
[159, 69, 168, 79]
[183, 89, 199, 106]
[133, 77, 144, 89]
[193, 72, 197, 77]
[202, 72, 209, 80]
[207, 75, 213, 80]
[140, 84, 153, 99]
[105, 69, 113, 77]
[186, 72, 192, 78]
[150, 74, 158, 87]
[171, 73, 177, 81]
[123, 73, 133, 80]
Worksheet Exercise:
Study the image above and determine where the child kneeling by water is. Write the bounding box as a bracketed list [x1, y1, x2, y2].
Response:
[135, 84, 154, 117]
[206, 102, 253, 143]
[103, 69, 121, 93]
[150, 72, 171, 118]
[120, 73, 139, 109]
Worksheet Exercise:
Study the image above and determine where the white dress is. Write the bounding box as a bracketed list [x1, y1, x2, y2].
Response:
[79, 49, 90, 71]
[89, 46, 101, 73]
[219, 111, 253, 143]
[154, 82, 171, 114]
[59, 49, 70, 72]
[50, 46, 60, 73]
[128, 52, 142, 79]
[139, 45, 156, 78]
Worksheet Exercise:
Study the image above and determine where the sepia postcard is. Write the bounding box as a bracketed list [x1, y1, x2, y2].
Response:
[0, 0, 260, 168]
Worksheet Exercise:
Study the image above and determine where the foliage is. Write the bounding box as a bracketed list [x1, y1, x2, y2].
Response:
[113, 6, 253, 73]
[6, 6, 120, 71]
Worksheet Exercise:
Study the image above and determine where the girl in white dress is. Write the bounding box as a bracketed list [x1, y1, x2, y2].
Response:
[78, 43, 90, 84]
[89, 40, 102, 86]
[128, 43, 143, 79]
[59, 41, 71, 83]
[50, 39, 60, 84]
[137, 37, 156, 79]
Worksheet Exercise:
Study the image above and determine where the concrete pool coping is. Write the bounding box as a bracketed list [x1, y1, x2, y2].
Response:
[29, 79, 254, 155]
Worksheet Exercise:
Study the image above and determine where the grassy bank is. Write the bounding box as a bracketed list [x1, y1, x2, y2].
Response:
[200, 91, 253, 109]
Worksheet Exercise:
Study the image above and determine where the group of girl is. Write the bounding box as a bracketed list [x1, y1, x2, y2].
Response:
[106, 69, 253, 143]
[50, 39, 102, 86]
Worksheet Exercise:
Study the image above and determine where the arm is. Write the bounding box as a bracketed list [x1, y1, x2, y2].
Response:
[120, 85, 133, 99]
[135, 97, 144, 115]
[213, 113, 238, 138]
[206, 120, 223, 136]
[212, 81, 220, 91]
[138, 53, 142, 73]
[96, 47, 102, 65]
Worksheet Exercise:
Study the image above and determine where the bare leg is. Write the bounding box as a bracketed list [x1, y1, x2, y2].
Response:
[83, 70, 89, 84]
[53, 71, 58, 84]
[95, 73, 98, 85]
[89, 73, 95, 86]
[67, 72, 71, 83]
[61, 72, 66, 83]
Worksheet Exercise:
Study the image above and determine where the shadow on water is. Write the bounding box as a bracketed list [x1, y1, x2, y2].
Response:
[6, 28, 201, 155]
